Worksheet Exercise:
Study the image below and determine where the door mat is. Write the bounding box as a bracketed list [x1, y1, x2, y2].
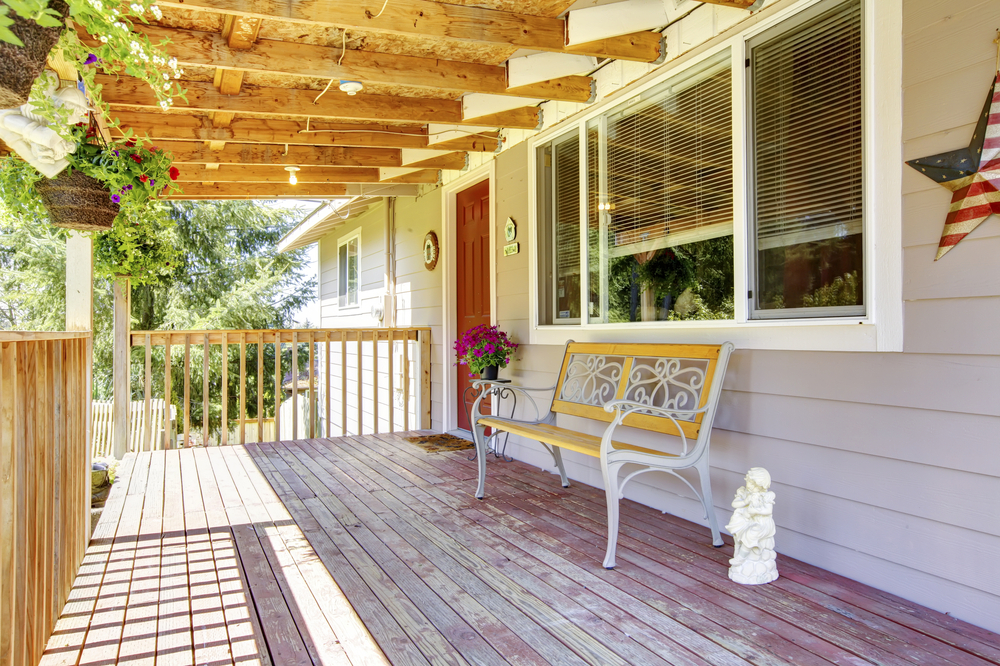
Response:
[404, 433, 475, 453]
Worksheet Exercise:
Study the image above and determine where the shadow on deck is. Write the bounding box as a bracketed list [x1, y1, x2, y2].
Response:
[43, 433, 1000, 666]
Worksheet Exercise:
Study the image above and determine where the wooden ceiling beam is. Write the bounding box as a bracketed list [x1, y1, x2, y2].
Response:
[174, 165, 440, 183]
[698, 0, 757, 8]
[99, 25, 595, 104]
[163, 141, 405, 167]
[164, 182, 422, 198]
[154, 0, 662, 62]
[99, 76, 541, 128]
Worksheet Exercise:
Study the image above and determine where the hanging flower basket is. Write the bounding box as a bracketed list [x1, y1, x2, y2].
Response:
[35, 168, 119, 231]
[0, 0, 69, 109]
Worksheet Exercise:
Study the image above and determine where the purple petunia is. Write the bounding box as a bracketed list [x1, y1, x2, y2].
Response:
[110, 193, 120, 203]
[150, 178, 155, 186]
[83, 53, 98, 65]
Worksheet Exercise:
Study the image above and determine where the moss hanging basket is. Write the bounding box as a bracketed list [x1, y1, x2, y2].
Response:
[0, 1, 69, 109]
[36, 169, 119, 231]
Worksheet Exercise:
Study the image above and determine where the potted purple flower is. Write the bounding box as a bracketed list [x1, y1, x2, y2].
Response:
[454, 324, 518, 380]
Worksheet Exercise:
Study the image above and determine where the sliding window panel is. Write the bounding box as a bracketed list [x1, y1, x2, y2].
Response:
[536, 132, 583, 325]
[749, 0, 864, 318]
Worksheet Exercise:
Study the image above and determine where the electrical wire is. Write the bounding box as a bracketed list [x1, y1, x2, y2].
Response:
[314, 0, 388, 105]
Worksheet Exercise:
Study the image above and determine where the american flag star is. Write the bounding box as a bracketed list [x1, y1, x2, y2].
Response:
[906, 73, 1000, 260]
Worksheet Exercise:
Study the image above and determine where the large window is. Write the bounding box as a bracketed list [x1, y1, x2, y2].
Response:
[338, 234, 359, 309]
[535, 0, 866, 332]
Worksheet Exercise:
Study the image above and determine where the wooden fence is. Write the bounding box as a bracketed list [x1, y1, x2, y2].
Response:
[129, 328, 432, 448]
[91, 399, 173, 458]
[0, 332, 91, 666]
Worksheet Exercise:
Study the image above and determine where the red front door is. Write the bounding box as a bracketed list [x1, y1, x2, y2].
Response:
[456, 179, 491, 431]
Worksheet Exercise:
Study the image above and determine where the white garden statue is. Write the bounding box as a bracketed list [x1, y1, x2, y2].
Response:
[726, 467, 778, 585]
[0, 74, 89, 178]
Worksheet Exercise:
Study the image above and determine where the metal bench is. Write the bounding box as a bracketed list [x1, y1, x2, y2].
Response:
[471, 341, 735, 568]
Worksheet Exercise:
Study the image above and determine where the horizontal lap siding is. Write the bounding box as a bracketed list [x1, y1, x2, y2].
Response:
[487, 0, 1000, 631]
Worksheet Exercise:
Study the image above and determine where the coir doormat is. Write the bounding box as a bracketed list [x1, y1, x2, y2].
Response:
[404, 433, 475, 453]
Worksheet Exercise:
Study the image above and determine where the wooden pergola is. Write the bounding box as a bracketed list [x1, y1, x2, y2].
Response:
[59, 0, 759, 200]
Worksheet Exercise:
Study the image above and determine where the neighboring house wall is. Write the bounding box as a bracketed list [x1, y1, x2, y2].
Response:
[316, 0, 1000, 633]
[317, 193, 446, 434]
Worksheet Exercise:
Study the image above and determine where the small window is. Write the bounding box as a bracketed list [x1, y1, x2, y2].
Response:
[748, 0, 864, 318]
[338, 234, 359, 308]
[536, 132, 582, 325]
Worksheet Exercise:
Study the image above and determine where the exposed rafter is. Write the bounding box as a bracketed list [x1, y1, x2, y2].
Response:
[154, 0, 663, 62]
[83, 25, 596, 104]
[163, 182, 422, 199]
[164, 142, 405, 167]
[111, 112, 503, 152]
[98, 76, 541, 129]
[174, 165, 439, 183]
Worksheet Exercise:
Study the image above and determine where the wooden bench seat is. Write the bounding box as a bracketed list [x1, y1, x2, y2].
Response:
[471, 341, 735, 569]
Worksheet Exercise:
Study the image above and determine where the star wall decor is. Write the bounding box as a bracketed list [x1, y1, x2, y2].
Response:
[906, 73, 1000, 260]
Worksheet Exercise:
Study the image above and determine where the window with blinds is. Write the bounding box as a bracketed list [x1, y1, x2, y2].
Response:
[535, 132, 582, 324]
[587, 50, 735, 323]
[750, 0, 864, 317]
[338, 235, 359, 308]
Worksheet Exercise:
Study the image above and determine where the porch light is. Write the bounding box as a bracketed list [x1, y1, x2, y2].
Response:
[339, 80, 364, 95]
[285, 166, 300, 185]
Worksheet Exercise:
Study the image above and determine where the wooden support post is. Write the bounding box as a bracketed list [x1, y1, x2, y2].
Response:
[372, 330, 379, 434]
[183, 335, 191, 447]
[356, 334, 362, 435]
[202, 333, 210, 445]
[403, 331, 410, 432]
[341, 332, 347, 436]
[112, 277, 131, 459]
[324, 335, 331, 438]
[419, 329, 431, 430]
[292, 331, 299, 440]
[65, 232, 93, 518]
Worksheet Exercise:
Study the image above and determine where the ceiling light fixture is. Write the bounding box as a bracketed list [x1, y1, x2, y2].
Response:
[339, 80, 364, 96]
[285, 166, 300, 185]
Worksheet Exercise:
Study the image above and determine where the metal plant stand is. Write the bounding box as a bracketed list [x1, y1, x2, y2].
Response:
[464, 378, 516, 462]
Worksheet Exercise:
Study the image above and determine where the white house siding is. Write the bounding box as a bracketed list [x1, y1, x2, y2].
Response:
[313, 0, 1000, 633]
[317, 194, 446, 435]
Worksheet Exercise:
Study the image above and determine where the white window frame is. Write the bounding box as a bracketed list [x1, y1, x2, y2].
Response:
[526, 0, 902, 352]
[337, 229, 361, 310]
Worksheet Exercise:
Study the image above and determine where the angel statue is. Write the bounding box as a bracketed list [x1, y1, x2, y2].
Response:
[726, 467, 778, 585]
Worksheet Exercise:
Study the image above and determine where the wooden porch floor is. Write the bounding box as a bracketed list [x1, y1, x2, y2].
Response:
[42, 433, 1000, 666]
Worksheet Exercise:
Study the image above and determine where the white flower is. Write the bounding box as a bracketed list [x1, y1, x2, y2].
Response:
[88, 0, 102, 10]
[99, 35, 108, 43]
[150, 4, 162, 19]
[130, 3, 143, 14]
[160, 100, 169, 110]
[115, 21, 127, 30]
[167, 57, 177, 69]
[163, 83, 170, 90]
[163, 72, 170, 80]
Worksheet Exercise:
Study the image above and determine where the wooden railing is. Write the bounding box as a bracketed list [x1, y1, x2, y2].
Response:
[128, 328, 432, 448]
[0, 331, 91, 666]
[91, 399, 173, 457]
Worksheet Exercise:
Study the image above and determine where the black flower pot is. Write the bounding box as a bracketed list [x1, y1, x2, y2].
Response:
[36, 170, 119, 231]
[481, 365, 499, 381]
[0, 1, 69, 109]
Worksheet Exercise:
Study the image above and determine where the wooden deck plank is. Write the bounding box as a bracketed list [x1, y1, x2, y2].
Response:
[156, 449, 194, 666]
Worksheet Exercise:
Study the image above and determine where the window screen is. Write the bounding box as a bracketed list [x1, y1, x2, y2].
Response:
[750, 0, 864, 317]
[338, 236, 359, 308]
[536, 132, 582, 324]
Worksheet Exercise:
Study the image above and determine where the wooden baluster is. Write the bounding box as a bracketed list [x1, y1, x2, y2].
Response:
[356, 332, 362, 435]
[308, 332, 316, 439]
[202, 333, 210, 446]
[373, 330, 379, 434]
[183, 335, 191, 448]
[388, 329, 394, 433]
[403, 330, 410, 432]
[292, 331, 299, 440]
[163, 338, 172, 449]
[143, 334, 151, 452]
[420, 329, 431, 429]
[274, 334, 281, 441]
[341, 331, 347, 436]
[221, 336, 229, 446]
[325, 335, 331, 439]
[239, 332, 247, 446]
[257, 332, 264, 443]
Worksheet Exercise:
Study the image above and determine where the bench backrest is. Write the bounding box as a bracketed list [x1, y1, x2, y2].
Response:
[551, 342, 732, 440]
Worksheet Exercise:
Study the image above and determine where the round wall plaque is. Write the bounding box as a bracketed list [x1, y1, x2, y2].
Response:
[423, 231, 439, 271]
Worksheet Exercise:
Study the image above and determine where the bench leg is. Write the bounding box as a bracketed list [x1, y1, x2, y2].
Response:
[473, 423, 489, 499]
[601, 461, 622, 569]
[551, 446, 569, 488]
[696, 457, 723, 547]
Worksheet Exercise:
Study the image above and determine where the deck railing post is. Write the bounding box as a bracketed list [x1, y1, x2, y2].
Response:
[419, 329, 431, 430]
[112, 277, 131, 460]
